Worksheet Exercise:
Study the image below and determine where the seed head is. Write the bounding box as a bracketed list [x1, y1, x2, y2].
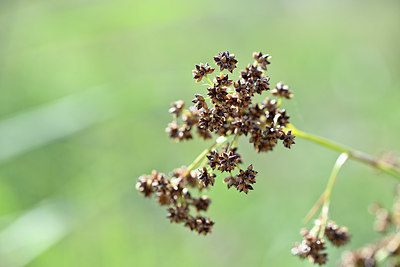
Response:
[197, 167, 216, 188]
[214, 51, 238, 73]
[169, 100, 185, 117]
[192, 196, 211, 212]
[193, 63, 215, 82]
[271, 82, 293, 99]
[253, 51, 271, 70]
[325, 221, 351, 247]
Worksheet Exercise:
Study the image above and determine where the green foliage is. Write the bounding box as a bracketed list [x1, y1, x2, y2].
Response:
[0, 0, 399, 266]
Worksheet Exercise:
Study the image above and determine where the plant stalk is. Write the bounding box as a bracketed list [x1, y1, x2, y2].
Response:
[287, 124, 400, 179]
[318, 153, 349, 238]
[185, 136, 227, 175]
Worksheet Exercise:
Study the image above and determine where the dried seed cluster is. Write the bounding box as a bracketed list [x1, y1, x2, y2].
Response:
[136, 169, 214, 235]
[292, 220, 350, 265]
[340, 185, 400, 266]
[340, 246, 376, 267]
[325, 221, 351, 247]
[369, 185, 400, 233]
[166, 51, 295, 151]
[138, 51, 296, 234]
[292, 228, 328, 265]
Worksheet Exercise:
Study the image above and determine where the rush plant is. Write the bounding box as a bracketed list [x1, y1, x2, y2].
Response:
[135, 51, 400, 265]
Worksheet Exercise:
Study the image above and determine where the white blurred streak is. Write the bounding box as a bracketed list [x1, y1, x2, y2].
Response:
[0, 86, 118, 163]
[0, 200, 75, 267]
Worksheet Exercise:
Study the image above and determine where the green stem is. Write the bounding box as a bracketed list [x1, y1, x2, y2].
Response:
[318, 153, 349, 238]
[277, 97, 282, 107]
[303, 191, 326, 223]
[185, 136, 227, 175]
[205, 76, 213, 86]
[231, 133, 240, 148]
[287, 124, 400, 179]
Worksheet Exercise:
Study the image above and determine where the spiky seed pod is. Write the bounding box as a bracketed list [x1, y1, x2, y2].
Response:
[178, 124, 193, 140]
[240, 64, 263, 81]
[275, 109, 290, 127]
[254, 77, 270, 94]
[214, 74, 233, 87]
[224, 175, 237, 189]
[184, 216, 197, 231]
[340, 247, 376, 267]
[193, 63, 215, 82]
[136, 175, 155, 197]
[169, 100, 185, 117]
[234, 164, 257, 194]
[309, 253, 328, 266]
[218, 151, 240, 172]
[192, 94, 208, 110]
[167, 206, 189, 223]
[253, 51, 271, 70]
[166, 121, 180, 140]
[197, 126, 212, 140]
[206, 150, 220, 170]
[198, 110, 212, 130]
[292, 229, 328, 266]
[271, 82, 293, 99]
[282, 130, 296, 149]
[182, 106, 201, 126]
[325, 221, 351, 247]
[192, 196, 211, 212]
[195, 216, 214, 235]
[214, 51, 238, 73]
[172, 167, 198, 188]
[197, 167, 216, 188]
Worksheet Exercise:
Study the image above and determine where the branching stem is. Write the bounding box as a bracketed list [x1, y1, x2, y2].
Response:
[184, 136, 227, 176]
[318, 153, 349, 238]
[205, 76, 213, 86]
[287, 124, 400, 179]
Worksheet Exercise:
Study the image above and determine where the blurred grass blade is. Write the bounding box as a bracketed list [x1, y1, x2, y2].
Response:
[0, 199, 76, 267]
[0, 86, 120, 163]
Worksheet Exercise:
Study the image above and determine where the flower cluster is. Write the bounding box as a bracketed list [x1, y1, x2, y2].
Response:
[136, 169, 214, 235]
[340, 185, 400, 266]
[292, 220, 350, 265]
[166, 51, 295, 151]
[138, 51, 295, 234]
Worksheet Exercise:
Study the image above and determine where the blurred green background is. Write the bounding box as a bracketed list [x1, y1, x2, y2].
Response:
[0, 0, 399, 266]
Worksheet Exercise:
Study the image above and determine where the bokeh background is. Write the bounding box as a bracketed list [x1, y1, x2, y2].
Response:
[0, 0, 399, 266]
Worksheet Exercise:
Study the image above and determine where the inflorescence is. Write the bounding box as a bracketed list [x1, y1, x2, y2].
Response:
[292, 219, 351, 265]
[339, 185, 400, 267]
[136, 51, 295, 236]
[136, 50, 400, 265]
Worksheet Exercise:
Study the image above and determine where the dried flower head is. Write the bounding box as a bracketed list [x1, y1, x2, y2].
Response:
[169, 100, 185, 117]
[193, 63, 215, 82]
[292, 228, 328, 265]
[197, 167, 216, 188]
[325, 221, 350, 247]
[253, 51, 271, 70]
[138, 51, 295, 235]
[271, 82, 293, 99]
[214, 51, 238, 73]
[340, 247, 376, 267]
[293, 218, 351, 265]
[136, 49, 400, 267]
[194, 216, 214, 235]
[192, 196, 211, 212]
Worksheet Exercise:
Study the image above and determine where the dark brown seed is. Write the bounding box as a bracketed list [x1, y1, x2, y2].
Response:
[193, 63, 215, 82]
[214, 51, 238, 73]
